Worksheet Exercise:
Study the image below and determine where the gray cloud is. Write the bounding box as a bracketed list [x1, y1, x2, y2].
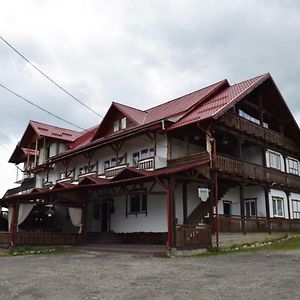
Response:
[0, 0, 300, 196]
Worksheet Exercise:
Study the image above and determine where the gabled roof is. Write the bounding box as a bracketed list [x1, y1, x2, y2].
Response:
[112, 102, 147, 125]
[91, 79, 227, 142]
[143, 79, 228, 124]
[29, 120, 81, 141]
[111, 167, 149, 181]
[52, 182, 75, 190]
[69, 126, 98, 149]
[78, 176, 109, 185]
[9, 145, 39, 164]
[168, 74, 270, 130]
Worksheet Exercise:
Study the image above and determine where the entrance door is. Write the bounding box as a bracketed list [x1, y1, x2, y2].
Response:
[101, 202, 110, 232]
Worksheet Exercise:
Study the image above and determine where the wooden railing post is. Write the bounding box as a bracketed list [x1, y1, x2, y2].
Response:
[240, 184, 246, 234]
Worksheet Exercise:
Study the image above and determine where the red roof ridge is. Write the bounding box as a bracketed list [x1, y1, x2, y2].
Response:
[112, 101, 146, 113]
[29, 120, 81, 134]
[145, 79, 227, 112]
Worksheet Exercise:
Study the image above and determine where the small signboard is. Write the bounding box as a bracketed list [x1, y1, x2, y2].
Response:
[198, 188, 209, 202]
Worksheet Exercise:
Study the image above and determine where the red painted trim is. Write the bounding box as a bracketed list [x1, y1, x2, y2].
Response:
[166, 186, 172, 250]
[214, 173, 219, 247]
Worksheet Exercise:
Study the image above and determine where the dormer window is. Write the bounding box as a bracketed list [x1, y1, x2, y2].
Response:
[113, 117, 127, 132]
[113, 120, 119, 132]
[121, 117, 127, 129]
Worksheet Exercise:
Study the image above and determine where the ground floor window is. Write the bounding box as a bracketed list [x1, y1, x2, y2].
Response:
[272, 197, 284, 217]
[244, 199, 257, 217]
[223, 201, 231, 216]
[292, 199, 300, 219]
[127, 194, 147, 216]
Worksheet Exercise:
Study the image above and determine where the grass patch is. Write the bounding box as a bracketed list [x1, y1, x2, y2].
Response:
[6, 246, 75, 256]
[197, 235, 300, 257]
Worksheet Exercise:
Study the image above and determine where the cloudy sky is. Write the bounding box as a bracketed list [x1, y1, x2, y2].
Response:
[0, 0, 300, 196]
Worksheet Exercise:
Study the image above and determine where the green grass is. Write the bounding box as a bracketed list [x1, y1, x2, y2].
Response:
[197, 235, 300, 257]
[0, 246, 76, 257]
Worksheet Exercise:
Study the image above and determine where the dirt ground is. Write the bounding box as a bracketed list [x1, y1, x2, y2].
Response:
[0, 250, 299, 300]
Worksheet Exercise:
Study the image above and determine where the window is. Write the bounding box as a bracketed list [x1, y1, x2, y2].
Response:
[141, 148, 148, 159]
[120, 117, 127, 129]
[292, 200, 300, 219]
[129, 194, 147, 214]
[269, 151, 281, 170]
[272, 197, 284, 217]
[244, 199, 257, 217]
[111, 158, 116, 167]
[223, 201, 231, 216]
[149, 148, 154, 157]
[238, 109, 260, 125]
[104, 160, 110, 170]
[133, 152, 140, 167]
[288, 158, 299, 175]
[113, 120, 119, 132]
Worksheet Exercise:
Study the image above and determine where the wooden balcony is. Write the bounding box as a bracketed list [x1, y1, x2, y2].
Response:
[219, 113, 299, 154]
[168, 151, 210, 166]
[215, 154, 300, 189]
[104, 164, 128, 178]
[138, 157, 155, 170]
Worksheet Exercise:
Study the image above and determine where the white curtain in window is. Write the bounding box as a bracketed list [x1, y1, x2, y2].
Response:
[17, 204, 35, 226]
[68, 207, 82, 233]
[8, 207, 13, 231]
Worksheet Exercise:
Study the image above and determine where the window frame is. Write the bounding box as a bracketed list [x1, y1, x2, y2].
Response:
[292, 199, 300, 219]
[269, 151, 281, 170]
[126, 193, 147, 217]
[223, 201, 232, 216]
[120, 117, 127, 130]
[244, 198, 257, 218]
[272, 196, 284, 218]
[288, 158, 299, 175]
[113, 120, 119, 132]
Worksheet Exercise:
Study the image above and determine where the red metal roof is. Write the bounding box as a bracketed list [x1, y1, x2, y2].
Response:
[112, 102, 147, 125]
[169, 74, 269, 130]
[143, 80, 228, 124]
[69, 126, 98, 149]
[30, 120, 81, 142]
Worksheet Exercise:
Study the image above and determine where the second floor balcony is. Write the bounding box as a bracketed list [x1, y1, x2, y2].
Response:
[216, 154, 300, 189]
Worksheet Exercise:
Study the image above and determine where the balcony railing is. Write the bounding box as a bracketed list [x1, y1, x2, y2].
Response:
[168, 151, 210, 166]
[219, 113, 299, 153]
[138, 157, 155, 170]
[217, 215, 300, 233]
[104, 164, 128, 178]
[216, 154, 300, 189]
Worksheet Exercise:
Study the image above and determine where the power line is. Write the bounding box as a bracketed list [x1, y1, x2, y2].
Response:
[0, 83, 86, 131]
[0, 34, 103, 119]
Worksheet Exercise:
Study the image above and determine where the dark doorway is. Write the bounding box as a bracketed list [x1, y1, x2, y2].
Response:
[101, 202, 109, 232]
[223, 201, 232, 216]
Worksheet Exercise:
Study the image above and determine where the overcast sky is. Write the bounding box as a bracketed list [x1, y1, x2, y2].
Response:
[0, 0, 300, 196]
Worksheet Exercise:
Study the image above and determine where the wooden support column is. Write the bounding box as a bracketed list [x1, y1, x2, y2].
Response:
[34, 139, 38, 167]
[170, 177, 176, 249]
[285, 191, 292, 233]
[238, 138, 244, 160]
[182, 183, 187, 224]
[240, 184, 246, 234]
[264, 186, 271, 233]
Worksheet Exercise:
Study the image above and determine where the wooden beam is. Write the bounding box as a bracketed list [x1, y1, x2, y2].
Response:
[182, 183, 187, 224]
[240, 184, 246, 235]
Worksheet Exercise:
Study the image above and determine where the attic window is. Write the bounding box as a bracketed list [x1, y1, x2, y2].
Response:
[121, 117, 127, 129]
[113, 120, 119, 132]
[113, 117, 127, 132]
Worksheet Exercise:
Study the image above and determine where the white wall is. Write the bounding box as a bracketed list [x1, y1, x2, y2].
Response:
[219, 187, 240, 215]
[244, 186, 266, 217]
[111, 194, 167, 233]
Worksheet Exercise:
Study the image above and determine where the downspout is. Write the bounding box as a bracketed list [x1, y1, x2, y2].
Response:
[197, 123, 219, 247]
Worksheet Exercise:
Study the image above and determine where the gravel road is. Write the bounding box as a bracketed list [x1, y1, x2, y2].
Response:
[0, 250, 299, 300]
